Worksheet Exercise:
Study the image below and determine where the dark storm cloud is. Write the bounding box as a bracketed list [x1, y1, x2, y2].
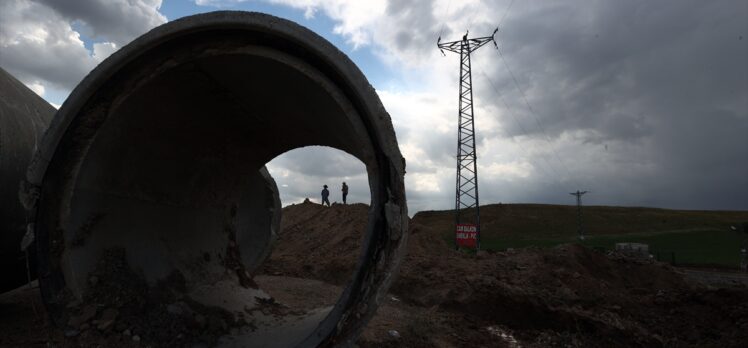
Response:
[478, 1, 747, 139]
[385, 0, 441, 63]
[384, 0, 746, 211]
[452, 0, 748, 210]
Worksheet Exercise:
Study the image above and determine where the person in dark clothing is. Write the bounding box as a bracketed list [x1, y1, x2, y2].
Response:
[342, 182, 349, 204]
[321, 185, 330, 206]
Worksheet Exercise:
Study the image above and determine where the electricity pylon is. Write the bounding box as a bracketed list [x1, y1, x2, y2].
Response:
[570, 190, 588, 240]
[438, 29, 497, 250]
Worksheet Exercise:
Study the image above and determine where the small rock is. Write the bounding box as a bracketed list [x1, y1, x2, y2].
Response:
[686, 330, 699, 342]
[388, 330, 400, 339]
[64, 329, 80, 337]
[101, 308, 119, 321]
[68, 305, 97, 328]
[97, 319, 114, 331]
[115, 322, 127, 332]
[572, 272, 581, 279]
[80, 323, 90, 331]
[390, 296, 400, 302]
[66, 300, 82, 309]
[123, 329, 132, 336]
[89, 276, 99, 287]
[209, 316, 227, 332]
[194, 314, 206, 328]
[132, 335, 141, 342]
[167, 303, 183, 315]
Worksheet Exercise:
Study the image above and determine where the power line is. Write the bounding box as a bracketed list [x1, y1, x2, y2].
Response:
[498, 0, 516, 28]
[496, 48, 584, 190]
[469, 0, 515, 44]
[471, 48, 571, 193]
[470, 1, 574, 193]
[478, 69, 571, 193]
[437, 0, 452, 41]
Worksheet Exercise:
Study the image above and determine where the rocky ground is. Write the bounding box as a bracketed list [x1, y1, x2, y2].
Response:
[2, 201, 747, 347]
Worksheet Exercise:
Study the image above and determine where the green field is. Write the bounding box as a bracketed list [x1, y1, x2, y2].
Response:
[480, 229, 747, 267]
[414, 204, 748, 268]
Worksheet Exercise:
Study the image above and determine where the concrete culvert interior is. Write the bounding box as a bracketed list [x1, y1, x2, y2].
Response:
[25, 11, 407, 347]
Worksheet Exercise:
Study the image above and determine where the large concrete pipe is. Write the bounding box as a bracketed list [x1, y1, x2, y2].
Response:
[24, 11, 407, 347]
[0, 67, 55, 293]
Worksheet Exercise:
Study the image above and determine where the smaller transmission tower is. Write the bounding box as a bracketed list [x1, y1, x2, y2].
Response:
[570, 190, 588, 240]
[438, 29, 497, 250]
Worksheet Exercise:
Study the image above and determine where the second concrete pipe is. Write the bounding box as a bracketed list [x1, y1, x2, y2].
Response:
[25, 11, 407, 347]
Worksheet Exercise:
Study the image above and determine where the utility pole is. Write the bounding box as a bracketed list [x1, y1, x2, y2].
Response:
[438, 29, 497, 250]
[570, 190, 588, 240]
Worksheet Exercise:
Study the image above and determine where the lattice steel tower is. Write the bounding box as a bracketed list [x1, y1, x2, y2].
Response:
[438, 29, 497, 249]
[570, 190, 588, 240]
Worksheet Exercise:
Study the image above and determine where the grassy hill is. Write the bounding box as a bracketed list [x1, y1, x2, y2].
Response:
[413, 204, 748, 267]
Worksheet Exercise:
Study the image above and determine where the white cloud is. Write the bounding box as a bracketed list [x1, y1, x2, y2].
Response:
[268, 0, 386, 48]
[0, 0, 97, 93]
[194, 0, 247, 7]
[481, 161, 532, 179]
[266, 146, 370, 206]
[303, 6, 316, 19]
[36, 0, 167, 46]
[0, 0, 166, 106]
[27, 80, 45, 97]
[92, 42, 118, 62]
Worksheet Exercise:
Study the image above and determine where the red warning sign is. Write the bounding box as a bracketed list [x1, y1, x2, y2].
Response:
[456, 223, 478, 248]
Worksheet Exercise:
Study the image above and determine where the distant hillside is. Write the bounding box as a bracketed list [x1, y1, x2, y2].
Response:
[413, 203, 748, 239]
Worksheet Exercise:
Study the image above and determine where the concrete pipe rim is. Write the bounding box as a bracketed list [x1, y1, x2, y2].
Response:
[26, 11, 408, 346]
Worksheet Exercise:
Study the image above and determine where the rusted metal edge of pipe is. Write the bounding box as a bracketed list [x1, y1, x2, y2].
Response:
[24, 11, 408, 346]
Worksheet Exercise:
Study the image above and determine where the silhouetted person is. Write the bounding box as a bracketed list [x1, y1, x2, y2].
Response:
[342, 182, 349, 204]
[321, 185, 330, 206]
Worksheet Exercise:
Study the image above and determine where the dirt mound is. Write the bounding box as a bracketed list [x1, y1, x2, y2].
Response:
[260, 201, 368, 286]
[4, 202, 746, 347]
[265, 202, 748, 347]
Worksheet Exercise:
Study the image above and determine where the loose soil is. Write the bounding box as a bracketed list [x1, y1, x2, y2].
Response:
[2, 201, 747, 347]
[262, 201, 748, 347]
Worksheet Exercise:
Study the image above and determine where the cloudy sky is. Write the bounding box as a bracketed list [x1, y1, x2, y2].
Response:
[1, 0, 746, 213]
